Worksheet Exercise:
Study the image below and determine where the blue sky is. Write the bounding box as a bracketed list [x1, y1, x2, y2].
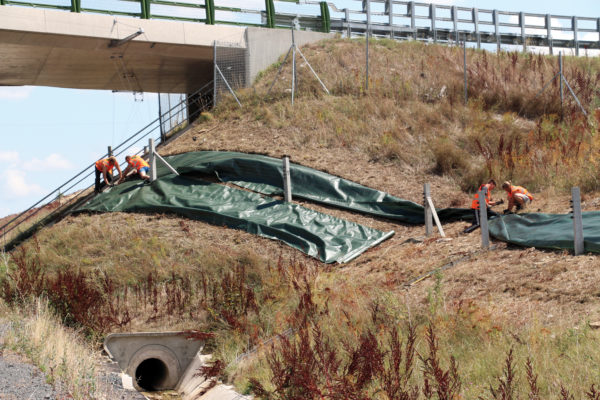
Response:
[0, 0, 599, 218]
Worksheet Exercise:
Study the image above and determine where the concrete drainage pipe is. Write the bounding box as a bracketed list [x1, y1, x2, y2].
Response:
[126, 344, 181, 391]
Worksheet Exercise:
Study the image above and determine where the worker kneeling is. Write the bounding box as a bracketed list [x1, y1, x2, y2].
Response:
[118, 155, 151, 184]
[464, 179, 503, 233]
[502, 181, 533, 214]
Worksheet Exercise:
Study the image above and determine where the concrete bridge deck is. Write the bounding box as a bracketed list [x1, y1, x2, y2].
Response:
[0, 6, 331, 93]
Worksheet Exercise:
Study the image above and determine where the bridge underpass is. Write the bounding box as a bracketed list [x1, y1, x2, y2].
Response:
[0, 6, 331, 94]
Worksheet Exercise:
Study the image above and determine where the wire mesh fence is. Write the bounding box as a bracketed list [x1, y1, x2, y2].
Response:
[158, 93, 188, 138]
[214, 41, 247, 107]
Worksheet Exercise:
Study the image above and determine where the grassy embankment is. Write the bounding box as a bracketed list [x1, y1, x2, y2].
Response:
[2, 38, 600, 398]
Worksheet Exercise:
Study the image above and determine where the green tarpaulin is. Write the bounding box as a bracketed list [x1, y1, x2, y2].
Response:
[488, 212, 600, 253]
[79, 151, 600, 258]
[158, 151, 473, 224]
[78, 174, 394, 263]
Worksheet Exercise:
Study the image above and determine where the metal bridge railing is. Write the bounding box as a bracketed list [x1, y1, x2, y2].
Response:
[0, 80, 214, 252]
[1, 1, 597, 54]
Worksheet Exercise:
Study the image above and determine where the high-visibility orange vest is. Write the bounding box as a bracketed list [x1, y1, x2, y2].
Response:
[95, 158, 115, 172]
[128, 156, 149, 171]
[471, 183, 493, 209]
[509, 185, 533, 201]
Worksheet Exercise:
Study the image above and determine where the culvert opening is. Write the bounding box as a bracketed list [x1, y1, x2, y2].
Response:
[135, 358, 168, 391]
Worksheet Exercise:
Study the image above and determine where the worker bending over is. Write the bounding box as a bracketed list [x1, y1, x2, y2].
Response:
[502, 181, 533, 213]
[95, 156, 122, 193]
[464, 179, 503, 233]
[119, 155, 151, 184]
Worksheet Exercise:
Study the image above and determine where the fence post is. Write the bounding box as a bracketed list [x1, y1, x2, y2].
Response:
[205, 0, 215, 25]
[70, 0, 81, 12]
[107, 146, 113, 157]
[409, 1, 416, 40]
[213, 41, 217, 106]
[424, 183, 432, 237]
[345, 8, 351, 38]
[479, 186, 490, 249]
[572, 17, 579, 56]
[451, 5, 457, 44]
[597, 18, 600, 51]
[385, 0, 394, 39]
[493, 9, 500, 52]
[473, 8, 480, 49]
[282, 155, 292, 202]
[559, 52, 564, 115]
[463, 35, 467, 105]
[430, 4, 436, 43]
[520, 12, 526, 52]
[140, 0, 150, 19]
[546, 14, 553, 55]
[365, 0, 370, 91]
[149, 138, 157, 182]
[572, 187, 584, 256]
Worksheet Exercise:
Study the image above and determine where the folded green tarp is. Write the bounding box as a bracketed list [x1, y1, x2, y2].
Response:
[158, 151, 474, 224]
[78, 175, 394, 263]
[488, 212, 600, 253]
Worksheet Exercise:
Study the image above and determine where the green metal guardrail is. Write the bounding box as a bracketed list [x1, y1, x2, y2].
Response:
[0, 0, 331, 32]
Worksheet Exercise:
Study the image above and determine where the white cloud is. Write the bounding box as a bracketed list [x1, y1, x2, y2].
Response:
[0, 86, 33, 100]
[0, 151, 19, 164]
[0, 169, 44, 198]
[23, 153, 73, 171]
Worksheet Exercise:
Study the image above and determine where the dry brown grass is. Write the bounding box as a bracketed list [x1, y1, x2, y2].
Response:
[4, 38, 600, 398]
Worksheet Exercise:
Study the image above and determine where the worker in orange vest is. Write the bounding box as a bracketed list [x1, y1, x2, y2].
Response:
[502, 181, 533, 213]
[464, 179, 503, 233]
[118, 155, 151, 184]
[95, 156, 122, 193]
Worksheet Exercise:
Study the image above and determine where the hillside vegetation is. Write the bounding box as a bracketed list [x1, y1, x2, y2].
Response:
[3, 38, 600, 398]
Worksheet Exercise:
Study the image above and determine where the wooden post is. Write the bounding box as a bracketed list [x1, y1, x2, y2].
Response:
[572, 187, 584, 256]
[479, 186, 490, 249]
[149, 138, 157, 182]
[283, 155, 292, 202]
[424, 183, 432, 236]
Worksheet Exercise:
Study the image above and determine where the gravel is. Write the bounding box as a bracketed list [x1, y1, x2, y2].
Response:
[0, 322, 147, 400]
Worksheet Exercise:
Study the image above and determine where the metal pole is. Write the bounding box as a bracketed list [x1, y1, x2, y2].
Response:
[559, 52, 564, 117]
[213, 40, 217, 106]
[283, 155, 292, 202]
[479, 187, 490, 249]
[158, 92, 165, 142]
[463, 35, 468, 105]
[149, 138, 157, 182]
[572, 187, 584, 256]
[291, 28, 296, 106]
[108, 146, 113, 157]
[365, 0, 370, 91]
[424, 183, 432, 236]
